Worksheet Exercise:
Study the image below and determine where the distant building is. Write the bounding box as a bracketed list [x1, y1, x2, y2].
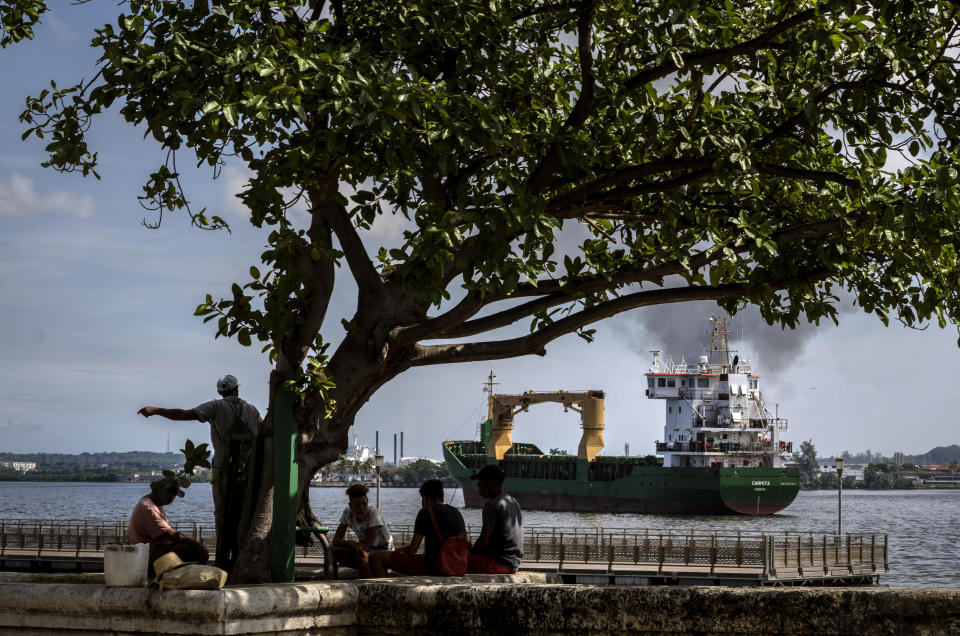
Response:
[894, 452, 904, 466]
[345, 434, 375, 462]
[0, 461, 37, 472]
[398, 457, 441, 467]
[818, 459, 864, 481]
[921, 475, 960, 486]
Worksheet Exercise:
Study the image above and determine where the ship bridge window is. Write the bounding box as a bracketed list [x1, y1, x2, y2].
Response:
[658, 378, 666, 387]
[667, 378, 676, 387]
[648, 378, 655, 388]
[697, 378, 709, 388]
[749, 379, 758, 389]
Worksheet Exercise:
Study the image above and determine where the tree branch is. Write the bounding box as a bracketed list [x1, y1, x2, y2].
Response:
[410, 268, 834, 365]
[756, 163, 860, 188]
[624, 9, 816, 91]
[321, 201, 380, 297]
[389, 292, 487, 345]
[433, 214, 855, 340]
[559, 168, 717, 212]
[510, 1, 585, 22]
[546, 158, 715, 212]
[280, 220, 336, 371]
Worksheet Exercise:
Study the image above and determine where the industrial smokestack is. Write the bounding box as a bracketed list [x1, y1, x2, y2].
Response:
[375, 430, 379, 456]
[400, 431, 404, 459]
[394, 433, 397, 466]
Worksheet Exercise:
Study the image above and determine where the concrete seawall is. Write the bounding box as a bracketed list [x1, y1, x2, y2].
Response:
[1, 574, 958, 635]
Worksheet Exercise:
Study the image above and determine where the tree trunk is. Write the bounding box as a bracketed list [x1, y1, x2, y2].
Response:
[295, 328, 413, 532]
[227, 291, 421, 581]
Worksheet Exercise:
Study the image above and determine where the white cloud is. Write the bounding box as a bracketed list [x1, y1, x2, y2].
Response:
[0, 173, 94, 219]
[218, 163, 312, 225]
[218, 164, 254, 219]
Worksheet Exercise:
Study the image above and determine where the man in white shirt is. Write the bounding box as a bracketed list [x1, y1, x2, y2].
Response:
[332, 483, 393, 577]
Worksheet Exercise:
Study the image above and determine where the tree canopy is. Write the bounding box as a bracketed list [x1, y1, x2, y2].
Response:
[5, 0, 960, 579]
[794, 438, 819, 487]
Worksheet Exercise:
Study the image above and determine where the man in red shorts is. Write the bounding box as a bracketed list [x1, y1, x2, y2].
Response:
[467, 464, 523, 574]
[374, 479, 466, 576]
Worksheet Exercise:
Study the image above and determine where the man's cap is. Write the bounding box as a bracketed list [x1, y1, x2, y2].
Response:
[216, 374, 239, 392]
[151, 477, 185, 499]
[470, 464, 506, 482]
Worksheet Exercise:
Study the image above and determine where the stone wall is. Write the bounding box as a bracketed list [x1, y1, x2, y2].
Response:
[1, 574, 958, 635]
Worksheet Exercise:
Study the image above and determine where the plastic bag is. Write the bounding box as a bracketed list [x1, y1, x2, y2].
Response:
[157, 564, 227, 590]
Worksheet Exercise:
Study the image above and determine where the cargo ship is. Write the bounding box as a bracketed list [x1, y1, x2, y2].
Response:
[442, 316, 800, 515]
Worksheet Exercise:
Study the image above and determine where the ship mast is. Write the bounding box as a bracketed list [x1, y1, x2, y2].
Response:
[707, 315, 737, 372]
[483, 370, 500, 421]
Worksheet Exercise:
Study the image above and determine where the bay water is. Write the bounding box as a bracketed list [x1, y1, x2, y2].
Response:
[1, 482, 957, 587]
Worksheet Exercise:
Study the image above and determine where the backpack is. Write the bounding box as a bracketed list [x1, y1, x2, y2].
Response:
[217, 399, 263, 571]
[427, 506, 472, 576]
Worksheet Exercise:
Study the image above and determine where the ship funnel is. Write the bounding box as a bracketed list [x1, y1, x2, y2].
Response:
[577, 394, 605, 461]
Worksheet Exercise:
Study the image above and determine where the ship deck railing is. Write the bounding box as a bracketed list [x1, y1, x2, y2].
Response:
[0, 519, 886, 585]
[656, 441, 794, 454]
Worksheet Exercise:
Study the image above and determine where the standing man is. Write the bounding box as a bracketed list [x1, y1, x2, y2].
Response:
[467, 464, 523, 574]
[128, 477, 209, 576]
[137, 374, 261, 563]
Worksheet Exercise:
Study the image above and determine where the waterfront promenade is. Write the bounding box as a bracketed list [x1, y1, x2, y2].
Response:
[2, 483, 954, 586]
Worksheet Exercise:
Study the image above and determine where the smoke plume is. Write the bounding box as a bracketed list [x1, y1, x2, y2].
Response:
[621, 298, 856, 378]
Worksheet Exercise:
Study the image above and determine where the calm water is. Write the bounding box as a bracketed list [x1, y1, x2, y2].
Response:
[1, 482, 957, 587]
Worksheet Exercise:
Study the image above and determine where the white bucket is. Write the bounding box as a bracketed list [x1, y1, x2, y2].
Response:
[104, 543, 149, 587]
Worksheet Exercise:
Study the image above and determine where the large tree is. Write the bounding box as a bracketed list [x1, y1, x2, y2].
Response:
[4, 0, 960, 580]
[794, 439, 819, 488]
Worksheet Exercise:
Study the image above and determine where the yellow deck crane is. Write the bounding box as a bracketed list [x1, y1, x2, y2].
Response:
[487, 389, 606, 461]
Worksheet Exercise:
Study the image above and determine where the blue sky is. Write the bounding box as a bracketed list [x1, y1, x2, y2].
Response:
[1, 4, 957, 461]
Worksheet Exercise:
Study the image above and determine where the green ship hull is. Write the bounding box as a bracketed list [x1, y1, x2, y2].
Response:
[443, 439, 800, 515]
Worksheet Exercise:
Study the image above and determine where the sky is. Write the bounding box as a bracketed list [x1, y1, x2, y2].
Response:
[1, 5, 958, 463]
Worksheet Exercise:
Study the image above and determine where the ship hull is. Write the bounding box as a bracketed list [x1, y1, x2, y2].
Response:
[444, 443, 799, 516]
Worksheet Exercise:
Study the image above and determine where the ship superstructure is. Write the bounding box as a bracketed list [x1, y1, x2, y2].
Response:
[647, 316, 792, 470]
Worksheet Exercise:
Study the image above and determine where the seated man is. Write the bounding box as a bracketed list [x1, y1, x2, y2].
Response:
[332, 483, 393, 578]
[373, 478, 467, 577]
[127, 478, 209, 576]
[467, 464, 523, 574]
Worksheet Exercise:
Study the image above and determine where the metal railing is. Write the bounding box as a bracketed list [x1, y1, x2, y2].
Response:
[0, 520, 886, 580]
